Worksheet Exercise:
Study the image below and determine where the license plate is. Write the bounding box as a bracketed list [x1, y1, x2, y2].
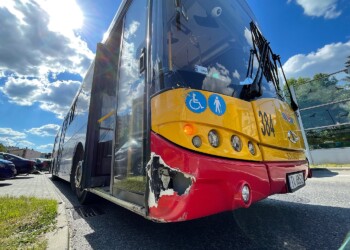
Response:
[287, 172, 305, 192]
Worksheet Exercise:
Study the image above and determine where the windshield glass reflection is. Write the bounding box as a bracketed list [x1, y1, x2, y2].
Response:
[152, 0, 281, 100]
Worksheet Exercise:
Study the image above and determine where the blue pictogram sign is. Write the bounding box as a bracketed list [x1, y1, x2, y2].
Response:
[186, 91, 207, 113]
[208, 94, 226, 116]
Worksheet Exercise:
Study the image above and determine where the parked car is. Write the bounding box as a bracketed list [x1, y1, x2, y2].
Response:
[32, 158, 52, 171]
[0, 158, 16, 179]
[0, 153, 36, 175]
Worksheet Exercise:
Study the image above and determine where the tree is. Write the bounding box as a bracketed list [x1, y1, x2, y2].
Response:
[288, 72, 350, 149]
[0, 143, 6, 152]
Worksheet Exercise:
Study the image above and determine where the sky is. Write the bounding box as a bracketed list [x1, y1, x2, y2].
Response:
[0, 0, 349, 153]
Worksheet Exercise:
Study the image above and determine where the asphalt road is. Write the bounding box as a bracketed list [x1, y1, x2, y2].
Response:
[50, 169, 350, 250]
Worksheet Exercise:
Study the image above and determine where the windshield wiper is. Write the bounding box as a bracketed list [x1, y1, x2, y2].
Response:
[175, 0, 189, 31]
[245, 22, 298, 110]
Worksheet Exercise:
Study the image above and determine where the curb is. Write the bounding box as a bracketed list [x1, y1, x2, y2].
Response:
[44, 174, 69, 250]
[46, 201, 69, 250]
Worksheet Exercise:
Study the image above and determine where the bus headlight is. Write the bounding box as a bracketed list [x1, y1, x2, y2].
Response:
[192, 136, 202, 148]
[208, 130, 220, 148]
[248, 141, 256, 155]
[231, 135, 242, 152]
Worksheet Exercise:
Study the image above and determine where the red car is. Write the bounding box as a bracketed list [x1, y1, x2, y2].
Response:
[32, 158, 52, 171]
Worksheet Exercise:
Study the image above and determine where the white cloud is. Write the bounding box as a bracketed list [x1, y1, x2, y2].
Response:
[0, 128, 26, 139]
[244, 27, 253, 47]
[0, 77, 81, 118]
[37, 143, 54, 150]
[283, 41, 350, 79]
[0, 0, 94, 77]
[26, 124, 60, 137]
[17, 140, 35, 148]
[0, 127, 56, 151]
[232, 70, 240, 80]
[0, 77, 44, 105]
[0, 128, 34, 149]
[38, 80, 81, 118]
[117, 21, 144, 114]
[0, 0, 94, 118]
[39, 0, 84, 35]
[292, 0, 341, 19]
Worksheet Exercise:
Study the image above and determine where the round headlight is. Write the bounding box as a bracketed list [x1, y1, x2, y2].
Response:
[248, 141, 256, 155]
[192, 136, 202, 148]
[208, 130, 220, 148]
[231, 135, 242, 152]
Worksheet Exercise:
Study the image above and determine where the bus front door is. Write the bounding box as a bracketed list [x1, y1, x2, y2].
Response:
[112, 0, 148, 206]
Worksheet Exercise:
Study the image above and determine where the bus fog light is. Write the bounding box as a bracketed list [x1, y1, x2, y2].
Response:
[192, 136, 202, 148]
[208, 130, 220, 148]
[231, 135, 242, 152]
[242, 185, 250, 203]
[248, 141, 256, 155]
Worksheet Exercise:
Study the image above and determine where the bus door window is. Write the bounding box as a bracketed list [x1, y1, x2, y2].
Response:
[91, 43, 119, 181]
[113, 0, 147, 198]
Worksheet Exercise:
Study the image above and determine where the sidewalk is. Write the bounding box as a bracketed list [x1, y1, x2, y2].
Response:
[0, 173, 69, 250]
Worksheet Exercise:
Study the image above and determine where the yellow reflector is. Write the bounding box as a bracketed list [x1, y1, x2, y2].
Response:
[183, 124, 195, 135]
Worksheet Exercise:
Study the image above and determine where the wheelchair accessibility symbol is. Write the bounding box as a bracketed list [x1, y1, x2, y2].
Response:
[208, 94, 226, 116]
[186, 91, 207, 113]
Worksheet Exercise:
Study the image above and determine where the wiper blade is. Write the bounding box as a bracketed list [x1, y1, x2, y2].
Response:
[241, 22, 282, 99]
[247, 22, 298, 110]
[174, 0, 188, 31]
[250, 38, 269, 97]
[240, 26, 269, 99]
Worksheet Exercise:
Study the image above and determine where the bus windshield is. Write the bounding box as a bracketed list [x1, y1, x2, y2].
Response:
[152, 0, 282, 101]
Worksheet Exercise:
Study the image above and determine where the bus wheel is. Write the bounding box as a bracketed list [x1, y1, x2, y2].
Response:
[51, 174, 59, 181]
[71, 160, 94, 204]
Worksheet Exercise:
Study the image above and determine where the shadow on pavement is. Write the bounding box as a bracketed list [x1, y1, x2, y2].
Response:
[50, 176, 350, 250]
[31, 171, 43, 175]
[311, 169, 338, 178]
[13, 176, 34, 180]
[0, 183, 12, 187]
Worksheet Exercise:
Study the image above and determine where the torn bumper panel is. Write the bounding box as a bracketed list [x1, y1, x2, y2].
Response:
[148, 133, 271, 222]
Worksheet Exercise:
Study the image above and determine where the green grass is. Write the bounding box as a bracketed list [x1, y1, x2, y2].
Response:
[310, 163, 350, 168]
[0, 196, 57, 250]
[114, 176, 146, 194]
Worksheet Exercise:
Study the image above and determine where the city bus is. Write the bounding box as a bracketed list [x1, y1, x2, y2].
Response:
[51, 0, 311, 222]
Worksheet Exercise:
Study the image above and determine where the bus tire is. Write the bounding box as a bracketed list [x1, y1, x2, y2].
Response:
[70, 144, 84, 191]
[51, 174, 59, 181]
[71, 151, 94, 204]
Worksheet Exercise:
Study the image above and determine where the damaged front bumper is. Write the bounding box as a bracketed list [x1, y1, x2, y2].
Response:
[147, 133, 272, 222]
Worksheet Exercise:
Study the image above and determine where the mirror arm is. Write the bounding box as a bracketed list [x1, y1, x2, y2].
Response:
[276, 57, 299, 111]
